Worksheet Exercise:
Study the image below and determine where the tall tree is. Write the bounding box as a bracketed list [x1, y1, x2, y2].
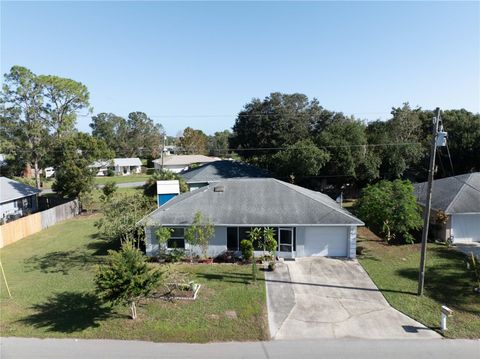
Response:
[37, 75, 90, 136]
[367, 104, 426, 180]
[1, 66, 49, 188]
[90, 112, 128, 155]
[90, 112, 164, 158]
[439, 109, 480, 175]
[126, 111, 164, 158]
[316, 118, 379, 186]
[178, 127, 208, 154]
[52, 132, 113, 198]
[272, 139, 329, 183]
[1, 66, 89, 188]
[207, 130, 231, 157]
[230, 93, 318, 167]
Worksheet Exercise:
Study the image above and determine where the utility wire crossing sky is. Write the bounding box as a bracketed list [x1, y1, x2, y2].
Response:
[1, 1, 479, 135]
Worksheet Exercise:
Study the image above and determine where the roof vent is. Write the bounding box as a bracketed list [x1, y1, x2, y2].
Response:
[214, 185, 225, 192]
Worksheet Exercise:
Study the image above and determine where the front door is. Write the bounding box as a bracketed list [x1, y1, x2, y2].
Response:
[278, 228, 294, 258]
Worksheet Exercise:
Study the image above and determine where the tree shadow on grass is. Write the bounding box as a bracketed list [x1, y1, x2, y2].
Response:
[86, 238, 120, 256]
[24, 250, 103, 275]
[18, 291, 122, 333]
[396, 247, 479, 313]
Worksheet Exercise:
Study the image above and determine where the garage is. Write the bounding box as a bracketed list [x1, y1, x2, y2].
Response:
[302, 227, 349, 257]
[452, 214, 480, 243]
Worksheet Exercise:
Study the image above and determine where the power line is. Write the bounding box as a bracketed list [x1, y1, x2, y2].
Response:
[5, 141, 422, 154]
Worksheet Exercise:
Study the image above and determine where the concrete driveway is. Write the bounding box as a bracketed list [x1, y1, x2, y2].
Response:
[265, 257, 441, 340]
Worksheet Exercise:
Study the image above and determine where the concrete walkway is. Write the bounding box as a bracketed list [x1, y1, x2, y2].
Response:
[265, 257, 441, 340]
[2, 337, 479, 359]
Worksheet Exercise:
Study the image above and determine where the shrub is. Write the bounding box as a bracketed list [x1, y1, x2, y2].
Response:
[95, 241, 164, 319]
[240, 239, 253, 261]
[184, 211, 214, 259]
[102, 181, 118, 199]
[356, 179, 422, 244]
[79, 191, 95, 213]
[106, 169, 115, 177]
[95, 194, 156, 245]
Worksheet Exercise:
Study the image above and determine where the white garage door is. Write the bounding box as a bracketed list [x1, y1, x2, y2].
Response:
[304, 227, 348, 257]
[452, 214, 480, 243]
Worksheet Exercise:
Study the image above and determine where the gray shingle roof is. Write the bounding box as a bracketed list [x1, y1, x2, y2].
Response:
[153, 155, 220, 166]
[0, 177, 41, 204]
[141, 178, 363, 226]
[181, 160, 271, 183]
[413, 172, 480, 214]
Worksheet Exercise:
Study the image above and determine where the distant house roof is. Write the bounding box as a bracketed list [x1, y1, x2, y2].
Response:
[181, 160, 271, 183]
[0, 177, 41, 204]
[153, 155, 221, 167]
[112, 158, 142, 167]
[141, 178, 363, 226]
[90, 158, 142, 168]
[413, 172, 480, 214]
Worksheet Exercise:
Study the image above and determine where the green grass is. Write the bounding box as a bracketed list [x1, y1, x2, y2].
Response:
[357, 228, 480, 339]
[0, 216, 268, 342]
[94, 175, 150, 185]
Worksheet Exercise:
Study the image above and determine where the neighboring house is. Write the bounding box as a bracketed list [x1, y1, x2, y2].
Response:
[414, 172, 480, 243]
[181, 160, 271, 191]
[141, 178, 364, 259]
[90, 158, 142, 176]
[153, 155, 220, 173]
[0, 177, 41, 224]
[0, 154, 6, 167]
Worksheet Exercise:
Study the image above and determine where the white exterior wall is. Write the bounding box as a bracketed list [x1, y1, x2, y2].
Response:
[0, 201, 16, 219]
[451, 214, 480, 243]
[145, 224, 358, 258]
[145, 225, 228, 257]
[0, 195, 38, 222]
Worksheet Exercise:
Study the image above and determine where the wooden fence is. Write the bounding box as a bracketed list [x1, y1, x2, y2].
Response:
[0, 200, 80, 248]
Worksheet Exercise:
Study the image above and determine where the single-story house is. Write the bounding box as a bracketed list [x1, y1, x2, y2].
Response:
[90, 158, 142, 176]
[140, 178, 364, 259]
[414, 172, 480, 243]
[0, 177, 41, 224]
[153, 155, 220, 173]
[181, 160, 271, 191]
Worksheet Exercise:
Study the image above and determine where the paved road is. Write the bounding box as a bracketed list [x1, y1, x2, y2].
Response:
[1, 337, 478, 359]
[266, 257, 440, 340]
[97, 181, 146, 189]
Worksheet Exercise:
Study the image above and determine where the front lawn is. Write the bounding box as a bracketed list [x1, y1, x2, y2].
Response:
[94, 175, 150, 185]
[0, 216, 268, 342]
[358, 227, 480, 339]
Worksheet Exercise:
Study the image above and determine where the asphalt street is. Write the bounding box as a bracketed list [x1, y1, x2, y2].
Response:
[1, 337, 479, 359]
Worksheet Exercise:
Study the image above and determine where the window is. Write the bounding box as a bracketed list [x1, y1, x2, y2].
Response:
[227, 227, 238, 250]
[227, 227, 280, 252]
[167, 227, 185, 249]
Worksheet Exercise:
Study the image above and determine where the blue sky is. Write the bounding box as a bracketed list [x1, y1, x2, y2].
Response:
[1, 1, 479, 135]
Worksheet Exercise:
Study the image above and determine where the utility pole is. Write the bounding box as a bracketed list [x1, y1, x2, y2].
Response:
[161, 135, 166, 171]
[417, 107, 441, 296]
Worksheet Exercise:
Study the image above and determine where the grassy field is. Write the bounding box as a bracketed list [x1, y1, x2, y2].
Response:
[0, 216, 268, 342]
[94, 175, 150, 185]
[357, 227, 480, 339]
